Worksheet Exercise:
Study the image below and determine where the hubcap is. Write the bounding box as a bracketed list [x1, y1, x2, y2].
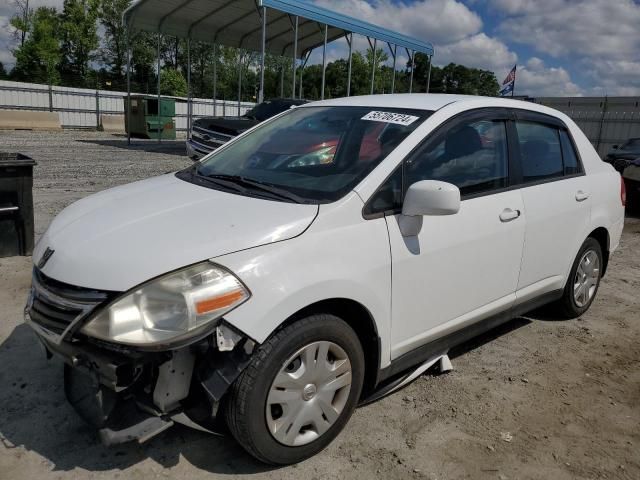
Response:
[573, 249, 600, 308]
[266, 341, 352, 447]
[302, 384, 317, 401]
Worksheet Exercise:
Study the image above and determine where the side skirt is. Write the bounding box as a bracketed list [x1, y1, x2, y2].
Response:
[369, 289, 563, 393]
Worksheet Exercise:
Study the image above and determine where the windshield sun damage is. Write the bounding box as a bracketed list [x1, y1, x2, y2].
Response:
[181, 106, 431, 204]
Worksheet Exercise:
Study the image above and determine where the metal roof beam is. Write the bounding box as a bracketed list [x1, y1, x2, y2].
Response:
[240, 12, 289, 46]
[186, 0, 236, 38]
[214, 10, 258, 43]
[158, 0, 197, 32]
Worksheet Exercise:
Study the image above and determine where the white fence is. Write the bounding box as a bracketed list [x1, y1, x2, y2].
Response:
[0, 80, 256, 132]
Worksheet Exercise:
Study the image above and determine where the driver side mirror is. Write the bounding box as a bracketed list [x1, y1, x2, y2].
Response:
[399, 180, 460, 237]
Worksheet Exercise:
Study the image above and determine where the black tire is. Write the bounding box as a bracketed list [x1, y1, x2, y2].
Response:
[224, 314, 365, 465]
[554, 237, 603, 318]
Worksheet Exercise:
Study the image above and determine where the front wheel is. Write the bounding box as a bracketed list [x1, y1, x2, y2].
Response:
[224, 314, 365, 465]
[554, 237, 603, 318]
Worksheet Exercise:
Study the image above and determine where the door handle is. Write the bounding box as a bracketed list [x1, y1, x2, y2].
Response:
[499, 208, 521, 222]
[575, 190, 590, 202]
[0, 206, 19, 214]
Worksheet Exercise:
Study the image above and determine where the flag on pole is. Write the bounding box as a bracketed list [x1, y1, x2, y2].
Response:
[500, 65, 517, 97]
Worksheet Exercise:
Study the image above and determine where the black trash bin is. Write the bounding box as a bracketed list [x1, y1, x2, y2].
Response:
[0, 153, 37, 258]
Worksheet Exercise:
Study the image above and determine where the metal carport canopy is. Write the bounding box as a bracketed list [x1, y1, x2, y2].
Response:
[123, 0, 434, 58]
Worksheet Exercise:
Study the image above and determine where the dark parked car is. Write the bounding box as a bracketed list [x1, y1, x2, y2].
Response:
[186, 98, 308, 160]
[622, 158, 640, 213]
[605, 138, 640, 172]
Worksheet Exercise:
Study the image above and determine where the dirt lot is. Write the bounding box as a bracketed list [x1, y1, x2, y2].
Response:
[0, 131, 638, 480]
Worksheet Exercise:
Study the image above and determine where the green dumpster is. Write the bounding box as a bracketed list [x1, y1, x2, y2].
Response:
[123, 95, 176, 140]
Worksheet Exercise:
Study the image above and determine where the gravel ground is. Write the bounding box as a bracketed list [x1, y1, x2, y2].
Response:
[0, 130, 639, 480]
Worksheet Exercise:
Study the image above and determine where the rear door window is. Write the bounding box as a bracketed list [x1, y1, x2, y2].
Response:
[515, 122, 563, 182]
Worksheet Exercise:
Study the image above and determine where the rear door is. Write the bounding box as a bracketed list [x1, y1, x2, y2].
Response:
[511, 111, 591, 302]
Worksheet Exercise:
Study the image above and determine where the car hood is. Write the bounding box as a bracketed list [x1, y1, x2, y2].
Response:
[194, 117, 259, 136]
[34, 174, 318, 291]
[607, 149, 640, 160]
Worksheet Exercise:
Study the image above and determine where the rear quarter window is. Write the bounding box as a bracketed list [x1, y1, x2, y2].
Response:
[559, 130, 582, 175]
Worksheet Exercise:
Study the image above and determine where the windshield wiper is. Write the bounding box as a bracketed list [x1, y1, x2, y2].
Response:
[188, 167, 248, 195]
[205, 174, 307, 203]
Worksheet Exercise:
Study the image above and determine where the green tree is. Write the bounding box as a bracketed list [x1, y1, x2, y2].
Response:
[129, 32, 156, 92]
[160, 35, 181, 70]
[11, 7, 62, 85]
[97, 0, 130, 84]
[410, 54, 499, 96]
[263, 53, 293, 99]
[59, 0, 100, 86]
[0, 62, 7, 79]
[9, 0, 32, 47]
[298, 47, 389, 100]
[160, 68, 187, 96]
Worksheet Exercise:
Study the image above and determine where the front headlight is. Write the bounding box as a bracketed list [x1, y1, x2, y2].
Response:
[80, 262, 249, 348]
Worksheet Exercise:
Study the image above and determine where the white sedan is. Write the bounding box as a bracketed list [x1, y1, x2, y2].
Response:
[26, 94, 625, 465]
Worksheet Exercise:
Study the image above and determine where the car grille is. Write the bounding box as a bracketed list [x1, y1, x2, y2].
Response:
[192, 126, 234, 148]
[28, 269, 113, 338]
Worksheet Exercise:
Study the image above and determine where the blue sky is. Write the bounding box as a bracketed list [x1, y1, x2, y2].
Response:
[2, 0, 639, 96]
[311, 0, 640, 96]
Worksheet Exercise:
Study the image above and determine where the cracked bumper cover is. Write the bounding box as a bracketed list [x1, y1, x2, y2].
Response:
[27, 310, 256, 445]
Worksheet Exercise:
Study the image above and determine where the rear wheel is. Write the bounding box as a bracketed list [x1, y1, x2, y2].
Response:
[224, 314, 364, 465]
[555, 237, 603, 318]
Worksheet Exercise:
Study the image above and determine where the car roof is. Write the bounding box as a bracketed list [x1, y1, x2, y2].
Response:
[303, 93, 565, 118]
[267, 98, 308, 105]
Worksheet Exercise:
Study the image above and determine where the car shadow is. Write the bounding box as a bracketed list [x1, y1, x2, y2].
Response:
[0, 324, 275, 474]
[448, 315, 533, 359]
[77, 138, 187, 156]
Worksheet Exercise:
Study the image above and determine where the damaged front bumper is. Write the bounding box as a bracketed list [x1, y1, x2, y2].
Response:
[25, 282, 257, 445]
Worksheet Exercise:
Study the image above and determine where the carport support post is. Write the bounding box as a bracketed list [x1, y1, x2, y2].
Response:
[280, 67, 284, 97]
[408, 49, 415, 93]
[321, 24, 328, 100]
[157, 32, 161, 144]
[187, 38, 192, 134]
[126, 31, 131, 146]
[95, 89, 100, 130]
[346, 33, 353, 97]
[390, 44, 397, 94]
[258, 6, 267, 104]
[238, 51, 242, 116]
[299, 51, 310, 100]
[292, 16, 298, 99]
[370, 38, 377, 95]
[426, 54, 432, 93]
[213, 44, 217, 116]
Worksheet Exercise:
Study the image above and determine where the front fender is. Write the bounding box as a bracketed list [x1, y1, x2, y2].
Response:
[213, 194, 393, 369]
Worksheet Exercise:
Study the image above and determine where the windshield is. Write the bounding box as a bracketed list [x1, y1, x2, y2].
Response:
[244, 101, 293, 121]
[185, 106, 431, 203]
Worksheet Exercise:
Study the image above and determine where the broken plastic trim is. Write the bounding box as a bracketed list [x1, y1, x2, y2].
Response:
[54, 318, 259, 445]
[360, 353, 452, 406]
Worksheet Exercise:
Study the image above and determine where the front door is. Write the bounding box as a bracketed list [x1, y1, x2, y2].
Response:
[384, 110, 526, 359]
